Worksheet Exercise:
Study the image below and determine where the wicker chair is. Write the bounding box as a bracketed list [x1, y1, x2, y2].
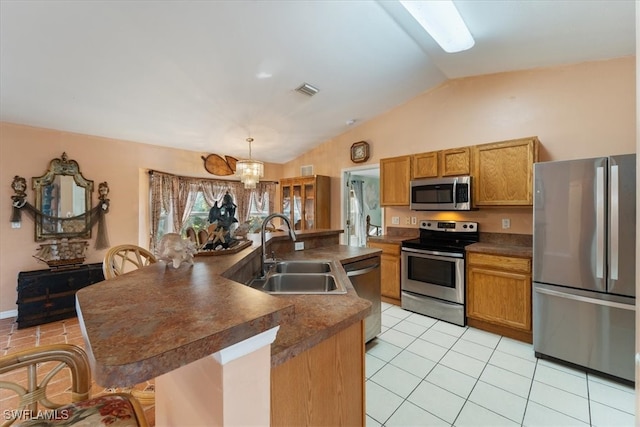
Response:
[0, 343, 148, 426]
[197, 229, 209, 248]
[185, 227, 197, 245]
[102, 245, 157, 281]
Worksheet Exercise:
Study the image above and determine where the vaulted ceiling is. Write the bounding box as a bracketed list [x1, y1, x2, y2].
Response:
[0, 1, 635, 163]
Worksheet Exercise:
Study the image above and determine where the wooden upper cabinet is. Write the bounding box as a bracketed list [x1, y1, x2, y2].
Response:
[380, 155, 411, 206]
[440, 147, 470, 176]
[411, 147, 470, 179]
[280, 175, 331, 230]
[472, 137, 539, 206]
[411, 151, 439, 179]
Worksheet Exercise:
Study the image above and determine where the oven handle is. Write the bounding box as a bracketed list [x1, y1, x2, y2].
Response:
[401, 247, 464, 259]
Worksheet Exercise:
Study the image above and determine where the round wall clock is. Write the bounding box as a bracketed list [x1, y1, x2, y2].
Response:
[350, 141, 370, 163]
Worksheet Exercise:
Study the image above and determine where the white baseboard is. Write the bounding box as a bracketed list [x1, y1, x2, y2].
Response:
[0, 309, 17, 320]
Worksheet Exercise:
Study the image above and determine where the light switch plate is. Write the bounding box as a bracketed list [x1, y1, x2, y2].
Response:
[294, 241, 304, 251]
[502, 218, 511, 229]
[391, 216, 400, 225]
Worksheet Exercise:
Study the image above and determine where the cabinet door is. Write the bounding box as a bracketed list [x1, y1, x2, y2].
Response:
[380, 156, 411, 206]
[467, 253, 532, 333]
[472, 137, 539, 206]
[303, 181, 315, 230]
[440, 147, 470, 176]
[412, 152, 439, 179]
[368, 242, 400, 301]
[281, 183, 293, 226]
[380, 254, 401, 300]
[467, 266, 531, 331]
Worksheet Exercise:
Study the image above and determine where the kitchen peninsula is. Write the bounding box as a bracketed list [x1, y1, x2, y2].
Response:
[76, 230, 377, 426]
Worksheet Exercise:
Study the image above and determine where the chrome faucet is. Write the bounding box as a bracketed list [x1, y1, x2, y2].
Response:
[260, 213, 297, 277]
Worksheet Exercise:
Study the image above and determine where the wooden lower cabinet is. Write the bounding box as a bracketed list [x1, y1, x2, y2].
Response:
[466, 252, 532, 343]
[271, 321, 365, 426]
[367, 241, 401, 305]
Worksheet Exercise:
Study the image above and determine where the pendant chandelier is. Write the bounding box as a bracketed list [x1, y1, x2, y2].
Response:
[235, 137, 264, 189]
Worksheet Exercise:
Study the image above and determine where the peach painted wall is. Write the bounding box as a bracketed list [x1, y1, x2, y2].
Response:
[282, 57, 636, 236]
[0, 57, 635, 315]
[0, 122, 283, 314]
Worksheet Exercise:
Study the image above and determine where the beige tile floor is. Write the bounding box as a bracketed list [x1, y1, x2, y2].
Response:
[367, 302, 636, 427]
[0, 316, 155, 426]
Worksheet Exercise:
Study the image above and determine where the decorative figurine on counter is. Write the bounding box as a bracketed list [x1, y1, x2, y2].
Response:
[204, 191, 239, 250]
[156, 233, 198, 268]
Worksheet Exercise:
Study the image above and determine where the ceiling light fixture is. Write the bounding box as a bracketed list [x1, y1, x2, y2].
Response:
[399, 0, 475, 53]
[235, 137, 264, 189]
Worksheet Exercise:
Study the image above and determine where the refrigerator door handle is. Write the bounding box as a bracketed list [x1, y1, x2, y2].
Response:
[596, 166, 605, 279]
[610, 164, 619, 281]
[535, 286, 635, 311]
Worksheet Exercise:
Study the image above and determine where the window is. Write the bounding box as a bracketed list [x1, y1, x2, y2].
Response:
[149, 171, 276, 251]
[182, 192, 212, 234]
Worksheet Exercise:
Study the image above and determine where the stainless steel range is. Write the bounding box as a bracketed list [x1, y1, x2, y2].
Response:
[401, 220, 479, 326]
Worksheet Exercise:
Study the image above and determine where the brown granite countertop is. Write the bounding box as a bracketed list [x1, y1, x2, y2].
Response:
[466, 233, 533, 258]
[76, 229, 376, 387]
[466, 242, 532, 258]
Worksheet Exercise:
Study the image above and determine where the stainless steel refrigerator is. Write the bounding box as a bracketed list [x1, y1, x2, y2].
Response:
[533, 154, 636, 382]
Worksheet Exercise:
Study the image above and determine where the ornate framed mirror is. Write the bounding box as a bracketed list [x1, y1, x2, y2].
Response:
[32, 153, 93, 241]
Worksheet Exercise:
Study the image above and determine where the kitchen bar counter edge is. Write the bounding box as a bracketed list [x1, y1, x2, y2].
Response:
[75, 229, 377, 387]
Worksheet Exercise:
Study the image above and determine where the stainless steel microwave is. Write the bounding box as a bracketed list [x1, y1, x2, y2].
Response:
[410, 176, 472, 211]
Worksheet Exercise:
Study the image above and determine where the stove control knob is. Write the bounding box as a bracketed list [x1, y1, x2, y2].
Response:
[463, 224, 468, 229]
[469, 224, 474, 229]
[426, 222, 431, 227]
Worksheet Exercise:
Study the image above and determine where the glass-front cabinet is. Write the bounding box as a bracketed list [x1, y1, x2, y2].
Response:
[280, 175, 331, 230]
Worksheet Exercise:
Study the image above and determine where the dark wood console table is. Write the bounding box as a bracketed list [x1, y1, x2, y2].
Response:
[17, 263, 104, 329]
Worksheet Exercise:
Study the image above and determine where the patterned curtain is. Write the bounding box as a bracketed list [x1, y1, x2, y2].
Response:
[174, 179, 199, 233]
[149, 172, 174, 251]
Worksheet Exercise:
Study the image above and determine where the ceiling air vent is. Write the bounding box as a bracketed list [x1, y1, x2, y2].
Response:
[295, 83, 319, 97]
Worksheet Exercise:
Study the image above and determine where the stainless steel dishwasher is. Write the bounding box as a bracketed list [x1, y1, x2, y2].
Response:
[343, 255, 381, 342]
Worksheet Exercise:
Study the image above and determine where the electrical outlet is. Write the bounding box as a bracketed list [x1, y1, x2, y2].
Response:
[391, 216, 400, 225]
[294, 241, 305, 251]
[502, 218, 511, 229]
[405, 217, 410, 225]
[11, 222, 21, 229]
[411, 217, 417, 225]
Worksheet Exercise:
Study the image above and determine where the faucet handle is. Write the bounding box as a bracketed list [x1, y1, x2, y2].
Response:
[270, 250, 277, 261]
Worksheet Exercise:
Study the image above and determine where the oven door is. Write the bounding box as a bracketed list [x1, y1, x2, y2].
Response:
[401, 248, 465, 304]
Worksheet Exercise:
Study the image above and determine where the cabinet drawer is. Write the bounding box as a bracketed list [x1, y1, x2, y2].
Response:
[368, 241, 401, 256]
[468, 252, 531, 273]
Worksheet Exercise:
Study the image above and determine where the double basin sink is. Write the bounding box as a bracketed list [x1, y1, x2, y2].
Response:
[249, 260, 347, 295]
